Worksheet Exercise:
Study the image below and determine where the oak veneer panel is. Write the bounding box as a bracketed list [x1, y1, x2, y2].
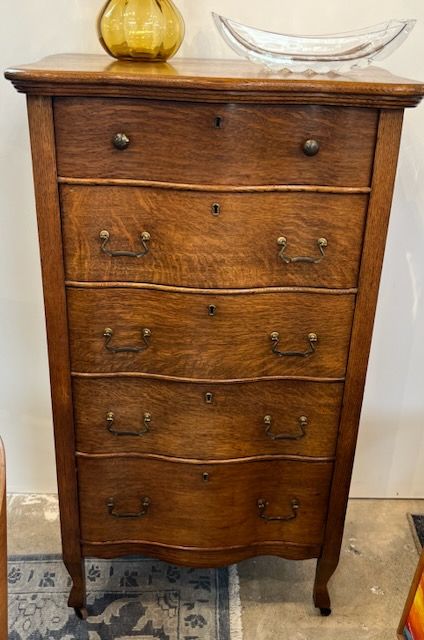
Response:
[61, 186, 368, 289]
[54, 98, 378, 187]
[81, 540, 321, 567]
[7, 56, 424, 107]
[67, 287, 355, 379]
[78, 457, 333, 547]
[26, 96, 85, 609]
[73, 378, 343, 459]
[312, 110, 407, 611]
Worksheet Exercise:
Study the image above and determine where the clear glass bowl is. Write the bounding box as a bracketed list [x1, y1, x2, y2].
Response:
[212, 13, 416, 74]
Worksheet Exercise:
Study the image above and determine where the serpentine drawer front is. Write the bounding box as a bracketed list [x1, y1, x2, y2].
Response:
[67, 287, 355, 378]
[54, 98, 378, 186]
[61, 186, 368, 289]
[73, 378, 344, 459]
[6, 55, 423, 619]
[77, 458, 333, 548]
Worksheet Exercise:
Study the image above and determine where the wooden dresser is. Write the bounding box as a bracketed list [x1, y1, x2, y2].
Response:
[5, 56, 424, 618]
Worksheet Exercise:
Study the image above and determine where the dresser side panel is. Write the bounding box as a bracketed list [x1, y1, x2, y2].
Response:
[319, 109, 404, 573]
[26, 96, 82, 580]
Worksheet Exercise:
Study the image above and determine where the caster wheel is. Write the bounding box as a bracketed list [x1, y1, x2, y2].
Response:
[74, 607, 88, 620]
[320, 607, 332, 617]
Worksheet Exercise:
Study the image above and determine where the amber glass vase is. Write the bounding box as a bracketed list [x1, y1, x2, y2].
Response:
[98, 0, 185, 62]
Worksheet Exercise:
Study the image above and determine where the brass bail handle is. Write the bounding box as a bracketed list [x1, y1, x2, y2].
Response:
[99, 229, 151, 258]
[107, 496, 151, 519]
[106, 411, 151, 437]
[270, 332, 318, 357]
[103, 327, 151, 354]
[277, 236, 328, 264]
[257, 498, 300, 522]
[264, 415, 308, 441]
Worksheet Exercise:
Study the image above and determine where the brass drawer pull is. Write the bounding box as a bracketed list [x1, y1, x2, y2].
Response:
[107, 497, 150, 519]
[303, 139, 320, 156]
[264, 415, 308, 441]
[112, 132, 130, 150]
[258, 498, 299, 522]
[106, 411, 151, 436]
[99, 230, 151, 258]
[277, 236, 327, 264]
[270, 332, 318, 357]
[103, 327, 151, 354]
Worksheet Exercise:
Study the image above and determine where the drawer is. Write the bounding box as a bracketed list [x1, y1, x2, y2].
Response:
[67, 287, 355, 379]
[73, 378, 343, 459]
[78, 457, 333, 547]
[61, 185, 368, 289]
[54, 98, 378, 186]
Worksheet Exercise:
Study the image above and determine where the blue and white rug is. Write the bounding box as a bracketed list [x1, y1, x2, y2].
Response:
[7, 555, 243, 640]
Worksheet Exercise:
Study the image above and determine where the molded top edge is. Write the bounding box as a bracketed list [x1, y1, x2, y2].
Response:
[5, 54, 424, 106]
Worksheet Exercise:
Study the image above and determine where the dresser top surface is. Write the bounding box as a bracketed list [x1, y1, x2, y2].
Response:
[5, 54, 424, 107]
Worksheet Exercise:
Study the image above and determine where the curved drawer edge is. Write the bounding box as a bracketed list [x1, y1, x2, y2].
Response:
[72, 372, 346, 384]
[58, 176, 372, 194]
[66, 281, 358, 296]
[81, 540, 321, 566]
[76, 452, 336, 464]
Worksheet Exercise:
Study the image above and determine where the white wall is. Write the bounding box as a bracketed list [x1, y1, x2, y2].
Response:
[1, 0, 423, 496]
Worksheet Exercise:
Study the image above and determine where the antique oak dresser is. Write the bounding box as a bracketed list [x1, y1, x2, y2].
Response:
[6, 55, 424, 618]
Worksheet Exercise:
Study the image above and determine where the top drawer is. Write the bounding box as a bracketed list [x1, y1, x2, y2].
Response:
[54, 98, 378, 187]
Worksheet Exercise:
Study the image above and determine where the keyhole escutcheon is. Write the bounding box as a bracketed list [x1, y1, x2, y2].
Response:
[211, 203, 221, 216]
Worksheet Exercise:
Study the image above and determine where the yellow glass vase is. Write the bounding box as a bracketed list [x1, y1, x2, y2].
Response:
[98, 0, 185, 62]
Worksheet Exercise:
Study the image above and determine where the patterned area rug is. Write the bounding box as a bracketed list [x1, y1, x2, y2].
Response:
[7, 555, 243, 640]
[408, 514, 424, 552]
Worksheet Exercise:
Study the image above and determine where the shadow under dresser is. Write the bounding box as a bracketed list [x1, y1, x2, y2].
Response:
[5, 55, 424, 618]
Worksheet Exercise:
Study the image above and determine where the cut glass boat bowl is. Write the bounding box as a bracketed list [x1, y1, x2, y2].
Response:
[212, 13, 416, 74]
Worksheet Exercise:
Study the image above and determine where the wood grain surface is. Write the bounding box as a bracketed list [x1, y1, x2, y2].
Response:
[81, 539, 321, 566]
[59, 178, 371, 194]
[7, 55, 423, 614]
[313, 109, 406, 611]
[67, 287, 355, 379]
[54, 98, 378, 186]
[61, 185, 368, 289]
[78, 457, 333, 547]
[5, 56, 424, 107]
[73, 377, 343, 459]
[26, 96, 86, 610]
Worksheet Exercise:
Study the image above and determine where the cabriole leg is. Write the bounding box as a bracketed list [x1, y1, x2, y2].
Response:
[65, 558, 87, 619]
[313, 555, 338, 616]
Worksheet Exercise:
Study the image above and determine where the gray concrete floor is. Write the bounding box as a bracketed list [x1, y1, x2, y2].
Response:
[6, 495, 424, 639]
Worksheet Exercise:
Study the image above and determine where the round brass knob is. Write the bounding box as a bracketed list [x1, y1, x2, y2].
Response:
[303, 139, 320, 156]
[113, 133, 130, 150]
